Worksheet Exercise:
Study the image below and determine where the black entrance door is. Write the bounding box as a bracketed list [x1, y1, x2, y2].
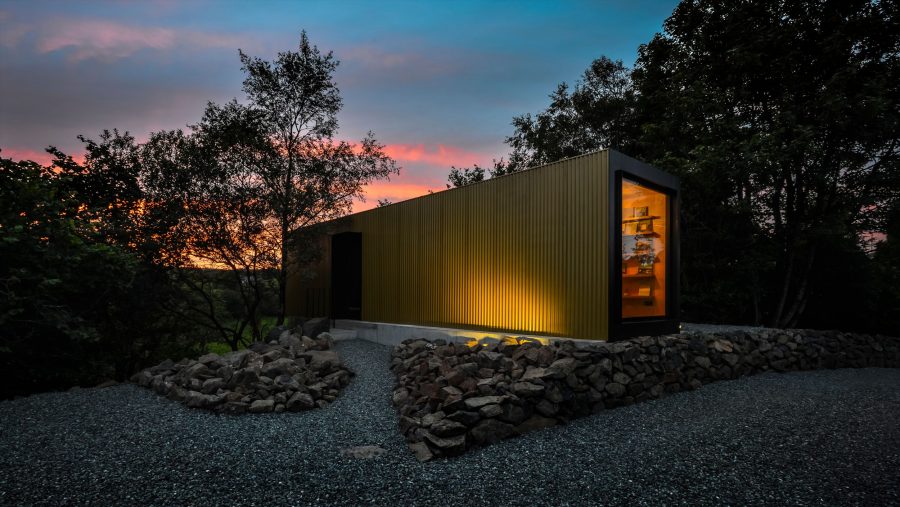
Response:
[330, 232, 362, 320]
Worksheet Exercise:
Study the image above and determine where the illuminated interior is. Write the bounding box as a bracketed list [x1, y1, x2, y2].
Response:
[622, 177, 667, 318]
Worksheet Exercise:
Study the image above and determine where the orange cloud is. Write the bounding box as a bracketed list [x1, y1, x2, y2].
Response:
[382, 143, 487, 168]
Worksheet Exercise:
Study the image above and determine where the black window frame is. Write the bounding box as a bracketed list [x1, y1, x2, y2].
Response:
[608, 152, 680, 340]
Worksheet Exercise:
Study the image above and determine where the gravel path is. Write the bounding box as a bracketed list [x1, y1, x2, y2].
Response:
[1, 339, 899, 506]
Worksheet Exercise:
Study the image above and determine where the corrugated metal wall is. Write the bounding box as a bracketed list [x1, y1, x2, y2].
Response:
[287, 150, 610, 340]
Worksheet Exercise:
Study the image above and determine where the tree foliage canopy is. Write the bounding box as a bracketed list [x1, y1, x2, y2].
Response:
[464, 0, 900, 330]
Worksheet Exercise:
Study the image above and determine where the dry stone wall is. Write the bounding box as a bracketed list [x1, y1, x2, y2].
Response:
[132, 332, 353, 414]
[390, 329, 900, 461]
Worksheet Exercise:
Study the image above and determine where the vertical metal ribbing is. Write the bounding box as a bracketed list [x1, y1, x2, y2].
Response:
[287, 151, 612, 340]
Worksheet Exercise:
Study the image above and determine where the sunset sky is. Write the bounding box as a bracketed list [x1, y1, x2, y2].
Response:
[0, 0, 678, 211]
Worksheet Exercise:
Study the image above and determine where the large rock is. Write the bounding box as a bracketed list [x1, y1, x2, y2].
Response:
[201, 378, 225, 394]
[302, 350, 341, 371]
[230, 368, 259, 388]
[430, 418, 468, 437]
[422, 431, 466, 455]
[520, 366, 548, 381]
[446, 410, 480, 426]
[248, 399, 275, 413]
[303, 317, 330, 340]
[185, 390, 212, 408]
[511, 382, 545, 397]
[267, 325, 288, 342]
[409, 442, 434, 462]
[470, 419, 515, 445]
[546, 357, 577, 378]
[261, 358, 297, 378]
[514, 415, 557, 435]
[605, 382, 626, 397]
[286, 392, 315, 411]
[463, 395, 505, 410]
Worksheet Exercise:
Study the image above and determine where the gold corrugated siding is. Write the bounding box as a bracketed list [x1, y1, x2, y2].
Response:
[287, 150, 609, 340]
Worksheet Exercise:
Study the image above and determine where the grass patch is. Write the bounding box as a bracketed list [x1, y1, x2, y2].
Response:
[200, 315, 279, 354]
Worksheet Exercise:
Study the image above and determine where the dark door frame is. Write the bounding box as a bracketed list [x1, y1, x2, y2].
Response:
[330, 231, 362, 320]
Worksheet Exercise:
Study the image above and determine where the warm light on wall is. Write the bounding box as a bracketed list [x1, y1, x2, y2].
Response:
[444, 267, 564, 337]
[464, 335, 550, 348]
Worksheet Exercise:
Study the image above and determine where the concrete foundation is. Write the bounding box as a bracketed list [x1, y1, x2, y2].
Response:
[329, 319, 609, 348]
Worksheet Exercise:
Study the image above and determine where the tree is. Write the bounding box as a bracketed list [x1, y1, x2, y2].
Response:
[141, 101, 277, 350]
[238, 31, 398, 325]
[633, 0, 900, 327]
[491, 0, 899, 330]
[506, 56, 636, 170]
[449, 56, 635, 189]
[0, 148, 194, 397]
[446, 159, 513, 188]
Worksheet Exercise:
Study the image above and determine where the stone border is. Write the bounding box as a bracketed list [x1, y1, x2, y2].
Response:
[131, 332, 354, 414]
[390, 329, 899, 461]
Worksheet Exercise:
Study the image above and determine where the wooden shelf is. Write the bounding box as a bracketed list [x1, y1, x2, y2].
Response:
[623, 273, 654, 279]
[623, 295, 654, 300]
[623, 232, 660, 238]
[622, 215, 661, 223]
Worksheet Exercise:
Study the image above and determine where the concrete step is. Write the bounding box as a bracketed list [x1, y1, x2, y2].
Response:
[329, 328, 358, 341]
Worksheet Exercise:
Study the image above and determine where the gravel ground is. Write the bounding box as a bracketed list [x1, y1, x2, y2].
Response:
[1, 339, 899, 506]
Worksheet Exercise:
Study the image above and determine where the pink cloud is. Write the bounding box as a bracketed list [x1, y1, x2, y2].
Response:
[382, 143, 487, 168]
[1, 147, 84, 167]
[2, 16, 254, 62]
[37, 20, 175, 62]
[354, 180, 444, 212]
[1, 147, 54, 166]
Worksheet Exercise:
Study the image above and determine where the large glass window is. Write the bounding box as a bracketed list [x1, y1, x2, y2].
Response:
[622, 177, 668, 318]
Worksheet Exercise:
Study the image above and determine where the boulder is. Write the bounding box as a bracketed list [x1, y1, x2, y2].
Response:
[478, 404, 503, 419]
[605, 382, 626, 397]
[185, 390, 215, 408]
[470, 418, 515, 445]
[302, 350, 341, 371]
[409, 442, 434, 462]
[463, 395, 505, 410]
[514, 415, 557, 435]
[273, 374, 301, 390]
[266, 325, 288, 342]
[130, 371, 153, 387]
[511, 382, 545, 397]
[446, 410, 481, 426]
[303, 317, 330, 340]
[520, 366, 548, 381]
[230, 368, 259, 389]
[248, 399, 275, 413]
[499, 404, 527, 425]
[261, 358, 297, 378]
[535, 399, 558, 417]
[286, 392, 315, 411]
[201, 378, 225, 394]
[546, 357, 578, 378]
[279, 333, 303, 350]
[421, 411, 445, 427]
[422, 431, 466, 455]
[430, 419, 468, 437]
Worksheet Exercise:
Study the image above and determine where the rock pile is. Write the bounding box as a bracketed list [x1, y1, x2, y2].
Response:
[391, 329, 900, 461]
[132, 331, 354, 414]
